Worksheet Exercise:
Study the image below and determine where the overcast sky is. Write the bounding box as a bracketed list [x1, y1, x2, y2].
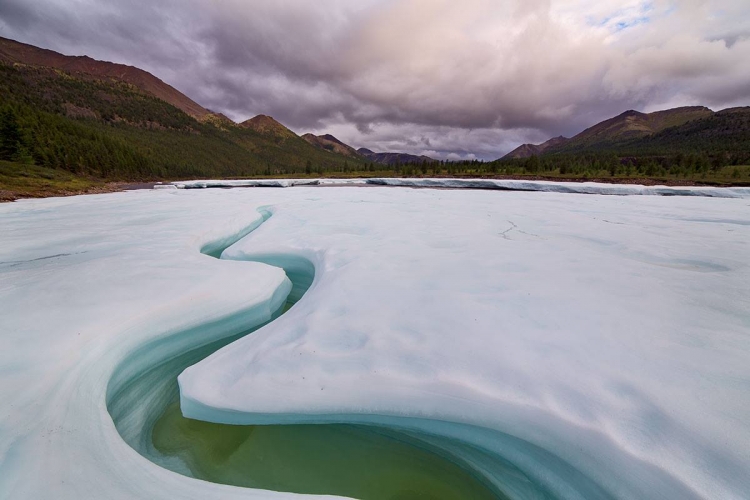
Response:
[2, 0, 749, 159]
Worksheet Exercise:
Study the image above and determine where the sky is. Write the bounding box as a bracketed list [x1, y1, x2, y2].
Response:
[1, 0, 749, 160]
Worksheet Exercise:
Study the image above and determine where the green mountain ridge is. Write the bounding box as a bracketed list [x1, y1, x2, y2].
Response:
[0, 37, 364, 181]
[561, 106, 714, 150]
[502, 105, 748, 159]
[0, 36, 214, 120]
[491, 105, 750, 184]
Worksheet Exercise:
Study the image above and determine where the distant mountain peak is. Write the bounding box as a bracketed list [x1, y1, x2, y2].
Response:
[302, 133, 360, 158]
[319, 134, 347, 145]
[503, 135, 569, 159]
[240, 115, 296, 138]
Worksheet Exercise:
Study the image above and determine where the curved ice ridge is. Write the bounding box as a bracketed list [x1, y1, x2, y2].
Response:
[178, 400, 707, 500]
[175, 179, 321, 189]
[107, 209, 509, 498]
[168, 177, 750, 198]
[365, 178, 750, 198]
[177, 215, 699, 500]
[107, 207, 294, 471]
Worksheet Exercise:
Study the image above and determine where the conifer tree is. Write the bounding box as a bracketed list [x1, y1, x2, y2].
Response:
[0, 108, 22, 161]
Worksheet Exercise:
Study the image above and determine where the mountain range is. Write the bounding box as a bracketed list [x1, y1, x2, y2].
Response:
[0, 36, 428, 181]
[1, 35, 748, 193]
[301, 133, 435, 165]
[0, 36, 373, 180]
[503, 106, 748, 159]
[356, 148, 435, 165]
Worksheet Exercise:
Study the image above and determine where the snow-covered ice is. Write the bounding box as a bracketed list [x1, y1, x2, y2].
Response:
[171, 177, 750, 199]
[174, 179, 321, 189]
[365, 177, 750, 198]
[1, 184, 749, 499]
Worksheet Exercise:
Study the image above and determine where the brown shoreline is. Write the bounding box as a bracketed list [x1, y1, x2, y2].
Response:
[0, 182, 158, 203]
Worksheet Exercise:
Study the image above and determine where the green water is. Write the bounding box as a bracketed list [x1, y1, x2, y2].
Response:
[152, 402, 502, 500]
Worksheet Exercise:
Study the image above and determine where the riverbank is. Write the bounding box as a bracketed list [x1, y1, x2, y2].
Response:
[0, 161, 155, 202]
[2, 160, 749, 201]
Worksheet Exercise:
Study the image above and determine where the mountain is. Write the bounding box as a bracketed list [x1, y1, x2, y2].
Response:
[624, 106, 750, 156]
[357, 148, 435, 165]
[503, 136, 568, 159]
[302, 134, 360, 157]
[560, 106, 714, 152]
[491, 105, 750, 183]
[0, 36, 214, 120]
[241, 114, 297, 139]
[302, 133, 436, 165]
[503, 106, 716, 158]
[0, 37, 364, 182]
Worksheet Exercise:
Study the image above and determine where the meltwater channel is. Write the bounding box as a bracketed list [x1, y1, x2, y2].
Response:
[106, 207, 510, 500]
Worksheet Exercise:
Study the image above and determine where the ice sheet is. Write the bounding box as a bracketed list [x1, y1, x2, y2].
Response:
[1, 186, 749, 499]
[174, 179, 320, 189]
[0, 191, 338, 499]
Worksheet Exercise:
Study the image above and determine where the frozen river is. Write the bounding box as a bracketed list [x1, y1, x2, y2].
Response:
[1, 183, 749, 499]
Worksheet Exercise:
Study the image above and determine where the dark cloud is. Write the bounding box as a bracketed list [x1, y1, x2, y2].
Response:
[1, 0, 749, 159]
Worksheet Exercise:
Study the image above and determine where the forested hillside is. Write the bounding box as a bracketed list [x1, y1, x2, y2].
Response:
[493, 106, 750, 183]
[0, 61, 365, 181]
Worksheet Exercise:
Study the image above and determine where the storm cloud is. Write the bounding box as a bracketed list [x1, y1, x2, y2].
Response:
[2, 0, 749, 159]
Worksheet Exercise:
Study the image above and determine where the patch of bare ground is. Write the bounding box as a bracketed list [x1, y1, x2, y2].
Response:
[0, 182, 156, 202]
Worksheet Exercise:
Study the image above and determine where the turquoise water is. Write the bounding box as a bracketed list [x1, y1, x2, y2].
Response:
[152, 401, 502, 500]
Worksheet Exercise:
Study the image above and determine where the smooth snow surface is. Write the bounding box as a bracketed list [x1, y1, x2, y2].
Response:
[1, 186, 749, 499]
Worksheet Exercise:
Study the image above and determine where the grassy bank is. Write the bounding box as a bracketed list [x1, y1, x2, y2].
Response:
[0, 160, 120, 201]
